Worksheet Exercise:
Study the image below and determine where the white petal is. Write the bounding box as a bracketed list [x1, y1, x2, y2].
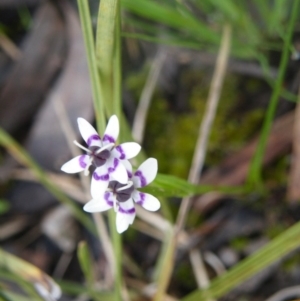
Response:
[132, 158, 158, 188]
[61, 155, 88, 173]
[116, 212, 130, 233]
[121, 160, 133, 179]
[103, 115, 119, 144]
[83, 192, 114, 213]
[132, 190, 160, 211]
[91, 166, 109, 198]
[106, 157, 128, 184]
[116, 198, 136, 233]
[77, 117, 101, 147]
[119, 198, 136, 224]
[112, 142, 141, 160]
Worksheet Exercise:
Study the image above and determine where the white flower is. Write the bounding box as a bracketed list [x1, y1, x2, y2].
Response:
[61, 116, 141, 196]
[83, 158, 160, 233]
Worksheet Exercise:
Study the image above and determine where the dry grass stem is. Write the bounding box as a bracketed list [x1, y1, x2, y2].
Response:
[189, 249, 211, 288]
[265, 286, 300, 301]
[126, 277, 179, 301]
[176, 24, 231, 294]
[132, 48, 167, 143]
[176, 24, 232, 230]
[0, 32, 22, 60]
[12, 168, 86, 203]
[203, 251, 226, 276]
[136, 206, 171, 233]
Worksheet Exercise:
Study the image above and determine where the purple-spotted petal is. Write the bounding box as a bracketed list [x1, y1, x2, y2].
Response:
[83, 192, 114, 213]
[132, 158, 158, 188]
[61, 155, 88, 173]
[112, 142, 141, 160]
[77, 117, 101, 147]
[132, 190, 160, 211]
[121, 160, 133, 179]
[116, 198, 136, 233]
[106, 157, 128, 184]
[91, 165, 109, 198]
[103, 115, 119, 145]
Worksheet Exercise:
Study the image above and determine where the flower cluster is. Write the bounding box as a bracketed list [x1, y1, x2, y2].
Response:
[61, 116, 160, 233]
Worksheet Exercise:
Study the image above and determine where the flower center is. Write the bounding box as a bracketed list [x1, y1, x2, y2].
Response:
[108, 181, 134, 203]
[73, 140, 114, 175]
[89, 145, 111, 167]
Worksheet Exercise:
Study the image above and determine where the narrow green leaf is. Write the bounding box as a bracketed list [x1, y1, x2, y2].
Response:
[121, 0, 220, 44]
[94, 1, 122, 300]
[247, 0, 300, 187]
[0, 291, 37, 301]
[142, 173, 246, 198]
[95, 0, 118, 117]
[58, 279, 116, 300]
[77, 0, 106, 133]
[77, 241, 94, 287]
[182, 219, 300, 301]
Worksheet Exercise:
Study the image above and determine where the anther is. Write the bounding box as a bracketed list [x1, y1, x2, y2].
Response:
[96, 143, 114, 154]
[73, 140, 92, 153]
[116, 181, 133, 192]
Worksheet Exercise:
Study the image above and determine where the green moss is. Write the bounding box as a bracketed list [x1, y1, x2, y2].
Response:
[134, 69, 265, 178]
[173, 261, 197, 291]
[265, 224, 286, 239]
[282, 253, 300, 272]
[230, 237, 249, 251]
[263, 155, 289, 188]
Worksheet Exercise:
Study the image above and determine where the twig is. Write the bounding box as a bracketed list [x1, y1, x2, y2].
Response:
[176, 24, 231, 292]
[203, 251, 226, 276]
[132, 48, 167, 143]
[0, 32, 22, 61]
[265, 286, 300, 301]
[154, 25, 231, 301]
[176, 24, 232, 227]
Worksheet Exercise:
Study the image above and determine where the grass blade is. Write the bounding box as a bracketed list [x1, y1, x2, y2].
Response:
[0, 127, 96, 234]
[247, 0, 300, 188]
[182, 218, 300, 300]
[77, 0, 105, 132]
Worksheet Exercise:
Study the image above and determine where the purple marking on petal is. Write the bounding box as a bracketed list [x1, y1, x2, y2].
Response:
[134, 170, 147, 187]
[87, 135, 101, 146]
[135, 192, 146, 206]
[108, 158, 119, 174]
[119, 207, 135, 214]
[79, 155, 87, 168]
[127, 170, 133, 179]
[93, 172, 109, 181]
[104, 192, 114, 207]
[115, 145, 125, 159]
[103, 135, 115, 143]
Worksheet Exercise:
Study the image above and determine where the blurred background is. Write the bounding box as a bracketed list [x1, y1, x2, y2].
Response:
[0, 0, 300, 300]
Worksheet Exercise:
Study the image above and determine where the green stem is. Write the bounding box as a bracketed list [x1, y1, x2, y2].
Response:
[108, 210, 122, 300]
[113, 1, 122, 131]
[246, 0, 300, 187]
[96, 0, 118, 117]
[95, 1, 122, 299]
[77, 0, 106, 133]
